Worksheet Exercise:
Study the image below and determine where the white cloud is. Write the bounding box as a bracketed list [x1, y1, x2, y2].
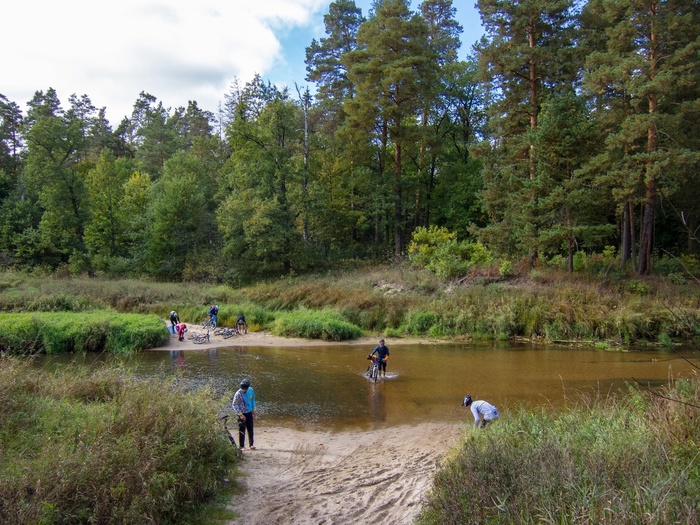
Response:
[4, 0, 327, 124]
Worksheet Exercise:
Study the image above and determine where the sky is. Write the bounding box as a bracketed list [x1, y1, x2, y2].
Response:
[4, 0, 484, 126]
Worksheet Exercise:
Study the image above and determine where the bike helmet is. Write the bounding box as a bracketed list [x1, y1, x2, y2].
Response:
[240, 379, 251, 389]
[379, 338, 385, 343]
[462, 394, 473, 407]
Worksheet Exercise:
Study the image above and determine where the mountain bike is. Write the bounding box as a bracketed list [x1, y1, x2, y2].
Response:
[214, 327, 237, 339]
[218, 415, 242, 459]
[200, 316, 217, 330]
[366, 355, 380, 383]
[187, 330, 210, 344]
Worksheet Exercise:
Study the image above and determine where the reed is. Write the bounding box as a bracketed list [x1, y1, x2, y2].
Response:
[0, 266, 697, 345]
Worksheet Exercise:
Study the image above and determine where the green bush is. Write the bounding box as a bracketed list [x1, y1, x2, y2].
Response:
[271, 309, 363, 341]
[408, 226, 494, 279]
[0, 312, 169, 355]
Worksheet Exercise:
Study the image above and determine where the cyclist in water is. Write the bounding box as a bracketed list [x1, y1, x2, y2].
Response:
[370, 338, 390, 378]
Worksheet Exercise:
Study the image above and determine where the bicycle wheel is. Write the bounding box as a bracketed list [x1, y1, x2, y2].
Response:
[372, 364, 379, 383]
[222, 329, 235, 339]
[193, 333, 210, 344]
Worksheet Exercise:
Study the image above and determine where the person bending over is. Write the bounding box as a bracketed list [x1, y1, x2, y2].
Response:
[462, 394, 499, 428]
[236, 313, 247, 334]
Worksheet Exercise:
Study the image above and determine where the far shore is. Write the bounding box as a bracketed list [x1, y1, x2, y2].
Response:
[150, 325, 450, 352]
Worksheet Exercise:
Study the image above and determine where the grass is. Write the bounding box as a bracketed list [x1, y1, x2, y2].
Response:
[417, 377, 700, 525]
[270, 308, 363, 341]
[0, 357, 240, 525]
[0, 265, 698, 351]
[0, 312, 169, 355]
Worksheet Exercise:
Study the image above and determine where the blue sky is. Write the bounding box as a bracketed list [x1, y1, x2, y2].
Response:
[4, 1, 483, 126]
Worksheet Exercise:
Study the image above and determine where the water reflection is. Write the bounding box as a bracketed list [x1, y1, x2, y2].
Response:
[33, 342, 698, 432]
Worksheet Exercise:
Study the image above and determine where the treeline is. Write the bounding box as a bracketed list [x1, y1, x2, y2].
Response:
[0, 0, 698, 283]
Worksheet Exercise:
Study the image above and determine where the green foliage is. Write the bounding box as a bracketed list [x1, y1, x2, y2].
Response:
[0, 359, 239, 524]
[403, 310, 439, 335]
[0, 312, 168, 355]
[1, 266, 699, 345]
[408, 226, 494, 279]
[418, 379, 700, 524]
[271, 309, 363, 341]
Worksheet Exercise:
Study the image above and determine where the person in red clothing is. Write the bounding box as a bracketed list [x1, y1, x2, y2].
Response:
[175, 322, 188, 341]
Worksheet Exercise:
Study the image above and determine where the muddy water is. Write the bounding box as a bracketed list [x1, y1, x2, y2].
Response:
[34, 342, 698, 431]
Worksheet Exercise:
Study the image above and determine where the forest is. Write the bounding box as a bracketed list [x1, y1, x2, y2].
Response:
[0, 0, 698, 284]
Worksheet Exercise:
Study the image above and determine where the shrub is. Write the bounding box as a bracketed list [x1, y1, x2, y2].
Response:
[0, 312, 168, 355]
[271, 309, 363, 341]
[0, 359, 239, 525]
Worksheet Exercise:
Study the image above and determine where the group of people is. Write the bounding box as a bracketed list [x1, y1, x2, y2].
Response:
[168, 307, 247, 341]
[169, 311, 188, 341]
[366, 338, 498, 428]
[164, 325, 498, 453]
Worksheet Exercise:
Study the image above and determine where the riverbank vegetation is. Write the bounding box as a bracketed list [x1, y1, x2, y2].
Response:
[0, 312, 167, 355]
[0, 264, 698, 355]
[418, 377, 700, 524]
[0, 358, 239, 524]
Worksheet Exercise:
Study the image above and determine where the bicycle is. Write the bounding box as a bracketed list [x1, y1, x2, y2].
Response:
[218, 415, 242, 459]
[214, 327, 237, 339]
[366, 355, 380, 383]
[200, 316, 217, 330]
[187, 330, 210, 344]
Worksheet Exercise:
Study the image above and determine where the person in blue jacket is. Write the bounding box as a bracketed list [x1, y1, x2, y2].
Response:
[232, 378, 256, 450]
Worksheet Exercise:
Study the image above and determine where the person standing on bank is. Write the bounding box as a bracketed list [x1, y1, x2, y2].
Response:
[232, 379, 256, 450]
[462, 395, 499, 428]
[371, 338, 390, 378]
[169, 310, 180, 327]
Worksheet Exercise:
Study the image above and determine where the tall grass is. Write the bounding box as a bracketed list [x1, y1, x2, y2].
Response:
[0, 358, 239, 524]
[418, 378, 700, 524]
[0, 312, 169, 355]
[0, 267, 698, 344]
[271, 309, 363, 341]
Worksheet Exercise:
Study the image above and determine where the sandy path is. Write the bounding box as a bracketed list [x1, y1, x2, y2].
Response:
[224, 422, 463, 525]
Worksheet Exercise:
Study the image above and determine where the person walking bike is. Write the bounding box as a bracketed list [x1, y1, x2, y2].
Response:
[370, 338, 390, 378]
[232, 379, 256, 450]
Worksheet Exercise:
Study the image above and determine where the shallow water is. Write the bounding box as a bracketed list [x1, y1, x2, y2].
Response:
[34, 341, 698, 431]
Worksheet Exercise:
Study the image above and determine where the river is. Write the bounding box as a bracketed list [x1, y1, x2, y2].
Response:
[34, 341, 698, 431]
